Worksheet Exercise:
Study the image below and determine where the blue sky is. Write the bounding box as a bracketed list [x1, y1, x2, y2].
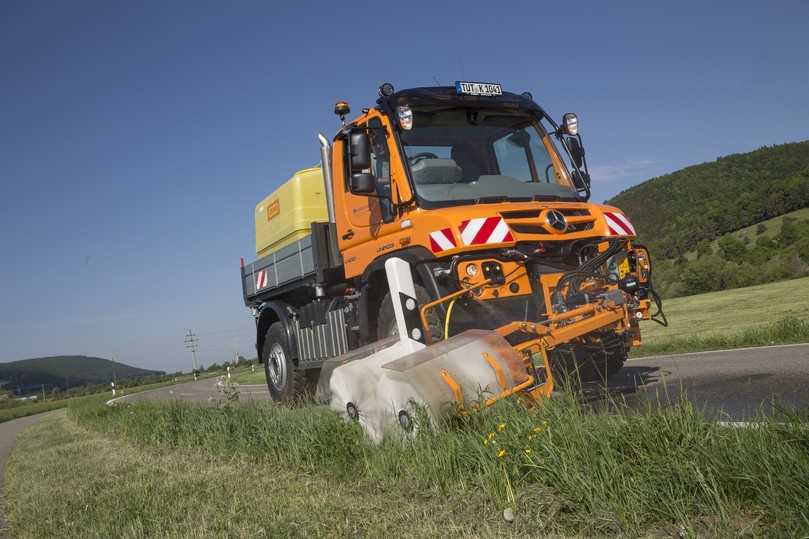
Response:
[1, 1, 807, 372]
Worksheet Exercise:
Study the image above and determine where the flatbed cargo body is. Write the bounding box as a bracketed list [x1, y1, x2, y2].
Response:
[242, 234, 316, 304]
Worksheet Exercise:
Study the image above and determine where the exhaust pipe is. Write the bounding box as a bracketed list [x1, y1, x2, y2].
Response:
[318, 133, 336, 223]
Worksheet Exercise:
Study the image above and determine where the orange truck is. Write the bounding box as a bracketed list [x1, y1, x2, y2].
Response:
[241, 82, 666, 403]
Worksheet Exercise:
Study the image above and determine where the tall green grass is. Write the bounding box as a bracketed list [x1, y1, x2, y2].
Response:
[70, 393, 809, 536]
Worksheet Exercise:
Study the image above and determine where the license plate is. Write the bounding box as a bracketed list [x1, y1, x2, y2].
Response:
[455, 81, 502, 97]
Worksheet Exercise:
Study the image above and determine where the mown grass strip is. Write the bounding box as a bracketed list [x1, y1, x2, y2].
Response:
[633, 315, 809, 357]
[62, 391, 809, 536]
[4, 412, 534, 538]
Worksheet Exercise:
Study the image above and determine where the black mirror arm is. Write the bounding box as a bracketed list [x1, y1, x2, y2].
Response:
[560, 134, 591, 201]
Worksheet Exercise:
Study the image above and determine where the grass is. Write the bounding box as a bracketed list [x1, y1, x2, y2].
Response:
[5, 411, 539, 538]
[230, 367, 265, 385]
[636, 276, 809, 356]
[6, 392, 809, 537]
[634, 316, 809, 357]
[0, 395, 98, 424]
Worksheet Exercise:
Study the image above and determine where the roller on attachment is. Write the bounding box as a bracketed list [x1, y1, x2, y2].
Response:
[320, 258, 538, 443]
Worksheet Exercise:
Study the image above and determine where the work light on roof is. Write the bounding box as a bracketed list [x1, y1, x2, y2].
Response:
[397, 105, 413, 131]
[378, 82, 395, 97]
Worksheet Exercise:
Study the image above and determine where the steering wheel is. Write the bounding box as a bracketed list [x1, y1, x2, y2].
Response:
[408, 152, 439, 166]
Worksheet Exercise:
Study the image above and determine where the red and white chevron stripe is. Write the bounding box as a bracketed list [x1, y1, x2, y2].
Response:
[603, 211, 636, 236]
[255, 269, 268, 290]
[459, 217, 514, 246]
[429, 228, 457, 253]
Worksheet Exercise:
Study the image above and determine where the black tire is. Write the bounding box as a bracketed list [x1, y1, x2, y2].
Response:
[589, 349, 627, 381]
[550, 340, 627, 385]
[377, 285, 444, 341]
[262, 322, 307, 402]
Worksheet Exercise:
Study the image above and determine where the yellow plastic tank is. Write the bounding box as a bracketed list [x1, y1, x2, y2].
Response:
[255, 167, 328, 257]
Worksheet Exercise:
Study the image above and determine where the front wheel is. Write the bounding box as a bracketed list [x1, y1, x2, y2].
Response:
[377, 285, 443, 341]
[262, 322, 307, 402]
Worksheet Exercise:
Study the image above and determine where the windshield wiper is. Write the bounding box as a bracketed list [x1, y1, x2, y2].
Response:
[475, 196, 509, 204]
[474, 195, 565, 204]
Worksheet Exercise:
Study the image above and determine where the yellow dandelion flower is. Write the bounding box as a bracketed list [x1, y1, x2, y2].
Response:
[497, 423, 507, 432]
[497, 449, 507, 458]
[532, 426, 542, 433]
[524, 448, 532, 455]
[487, 432, 496, 441]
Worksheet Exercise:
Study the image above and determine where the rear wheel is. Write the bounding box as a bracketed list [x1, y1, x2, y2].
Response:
[262, 322, 307, 402]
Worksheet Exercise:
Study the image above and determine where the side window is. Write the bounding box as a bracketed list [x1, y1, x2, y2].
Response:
[368, 118, 394, 222]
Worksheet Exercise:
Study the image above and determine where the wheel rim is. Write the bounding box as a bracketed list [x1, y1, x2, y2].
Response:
[268, 343, 287, 390]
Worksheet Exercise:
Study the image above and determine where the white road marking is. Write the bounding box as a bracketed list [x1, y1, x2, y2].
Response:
[629, 342, 809, 362]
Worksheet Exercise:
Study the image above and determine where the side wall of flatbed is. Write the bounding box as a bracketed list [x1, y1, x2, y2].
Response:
[242, 234, 316, 306]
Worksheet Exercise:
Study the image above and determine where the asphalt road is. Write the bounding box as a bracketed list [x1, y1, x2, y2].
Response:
[614, 343, 809, 419]
[110, 378, 272, 405]
[114, 343, 809, 420]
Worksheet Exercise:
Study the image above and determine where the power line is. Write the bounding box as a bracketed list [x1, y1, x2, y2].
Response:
[184, 330, 199, 371]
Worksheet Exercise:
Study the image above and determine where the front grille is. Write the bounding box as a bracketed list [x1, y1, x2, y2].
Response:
[567, 222, 594, 232]
[502, 207, 594, 235]
[500, 210, 541, 219]
[558, 208, 591, 217]
[509, 223, 546, 234]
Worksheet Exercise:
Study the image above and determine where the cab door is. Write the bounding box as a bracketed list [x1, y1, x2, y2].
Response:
[337, 114, 405, 276]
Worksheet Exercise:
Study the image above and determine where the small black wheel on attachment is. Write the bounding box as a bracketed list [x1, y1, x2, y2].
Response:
[346, 402, 359, 421]
[398, 410, 414, 432]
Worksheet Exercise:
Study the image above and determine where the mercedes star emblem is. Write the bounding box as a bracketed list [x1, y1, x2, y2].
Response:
[545, 210, 568, 233]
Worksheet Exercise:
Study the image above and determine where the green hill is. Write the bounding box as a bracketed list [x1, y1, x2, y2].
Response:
[606, 141, 809, 297]
[607, 141, 809, 256]
[0, 355, 163, 393]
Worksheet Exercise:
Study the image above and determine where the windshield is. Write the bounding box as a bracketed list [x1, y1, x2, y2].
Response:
[399, 107, 578, 204]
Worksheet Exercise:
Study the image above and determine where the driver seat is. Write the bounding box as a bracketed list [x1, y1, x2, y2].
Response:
[451, 143, 487, 182]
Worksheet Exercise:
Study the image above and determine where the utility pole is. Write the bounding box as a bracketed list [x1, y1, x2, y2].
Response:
[184, 330, 199, 374]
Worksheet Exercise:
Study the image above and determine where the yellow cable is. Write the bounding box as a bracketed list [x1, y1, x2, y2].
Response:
[444, 297, 458, 340]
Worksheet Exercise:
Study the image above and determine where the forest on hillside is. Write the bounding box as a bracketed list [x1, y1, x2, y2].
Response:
[0, 355, 164, 394]
[606, 141, 809, 297]
[652, 215, 809, 297]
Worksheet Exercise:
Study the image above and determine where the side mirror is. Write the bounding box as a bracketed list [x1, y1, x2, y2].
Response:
[566, 137, 585, 169]
[350, 172, 376, 194]
[561, 113, 578, 136]
[350, 132, 371, 172]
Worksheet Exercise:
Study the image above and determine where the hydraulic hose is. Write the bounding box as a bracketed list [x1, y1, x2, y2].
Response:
[444, 297, 458, 340]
